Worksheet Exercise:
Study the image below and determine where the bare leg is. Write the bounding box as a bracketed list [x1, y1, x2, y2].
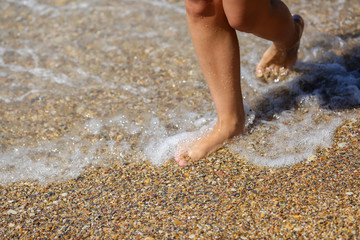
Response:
[176, 0, 304, 166]
[224, 0, 304, 81]
[175, 0, 245, 166]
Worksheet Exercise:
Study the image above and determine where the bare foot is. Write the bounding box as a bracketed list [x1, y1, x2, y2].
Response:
[175, 120, 244, 166]
[256, 14, 305, 82]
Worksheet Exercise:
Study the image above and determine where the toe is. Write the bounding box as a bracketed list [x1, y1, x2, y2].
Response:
[263, 66, 274, 82]
[174, 152, 185, 163]
[175, 153, 191, 166]
[178, 159, 189, 167]
[270, 66, 281, 82]
[256, 67, 265, 78]
[279, 67, 289, 76]
[272, 65, 280, 76]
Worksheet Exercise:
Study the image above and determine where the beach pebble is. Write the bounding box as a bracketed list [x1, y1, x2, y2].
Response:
[337, 142, 347, 148]
[306, 154, 316, 162]
[7, 209, 17, 215]
[0, 0, 359, 239]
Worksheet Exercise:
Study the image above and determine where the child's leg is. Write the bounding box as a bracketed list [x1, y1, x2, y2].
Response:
[176, 0, 245, 166]
[223, 0, 304, 80]
[176, 0, 304, 166]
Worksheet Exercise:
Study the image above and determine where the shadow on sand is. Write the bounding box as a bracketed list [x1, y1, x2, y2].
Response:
[252, 45, 360, 123]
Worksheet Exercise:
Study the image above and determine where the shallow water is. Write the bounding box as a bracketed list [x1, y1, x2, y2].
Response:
[0, 0, 359, 184]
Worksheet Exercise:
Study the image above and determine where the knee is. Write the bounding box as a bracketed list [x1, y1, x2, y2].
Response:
[226, 11, 258, 33]
[185, 0, 216, 18]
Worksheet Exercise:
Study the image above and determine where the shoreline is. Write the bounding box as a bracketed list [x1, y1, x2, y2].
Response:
[1, 0, 359, 238]
[1, 116, 359, 239]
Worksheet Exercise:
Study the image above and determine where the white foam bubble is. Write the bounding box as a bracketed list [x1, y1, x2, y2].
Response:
[0, 120, 128, 184]
[84, 119, 103, 135]
[6, 0, 55, 15]
[144, 131, 198, 166]
[229, 107, 344, 167]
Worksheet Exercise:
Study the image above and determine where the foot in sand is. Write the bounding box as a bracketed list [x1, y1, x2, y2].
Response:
[175, 120, 244, 166]
[256, 14, 305, 82]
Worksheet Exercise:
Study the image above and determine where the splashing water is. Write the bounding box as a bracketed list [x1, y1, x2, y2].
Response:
[0, 0, 359, 184]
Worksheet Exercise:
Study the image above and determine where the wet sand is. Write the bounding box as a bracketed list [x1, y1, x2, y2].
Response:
[1, 0, 360, 239]
[1, 117, 359, 239]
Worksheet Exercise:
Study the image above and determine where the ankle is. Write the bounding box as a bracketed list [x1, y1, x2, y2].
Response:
[274, 35, 297, 51]
[274, 15, 303, 50]
[216, 115, 245, 137]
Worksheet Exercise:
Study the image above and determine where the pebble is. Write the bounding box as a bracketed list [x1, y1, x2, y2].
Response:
[0, 0, 359, 239]
[1, 123, 359, 239]
[306, 154, 316, 162]
[6, 209, 17, 215]
[337, 142, 348, 148]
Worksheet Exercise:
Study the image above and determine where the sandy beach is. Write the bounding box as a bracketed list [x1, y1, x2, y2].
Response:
[0, 0, 359, 239]
[1, 116, 359, 239]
